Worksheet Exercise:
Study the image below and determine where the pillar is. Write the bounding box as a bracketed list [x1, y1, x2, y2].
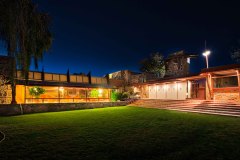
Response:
[206, 73, 213, 100]
[236, 70, 240, 98]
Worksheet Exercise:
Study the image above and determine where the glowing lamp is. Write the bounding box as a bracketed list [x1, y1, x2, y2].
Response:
[98, 89, 103, 94]
[203, 50, 211, 57]
[202, 50, 211, 68]
[59, 87, 64, 92]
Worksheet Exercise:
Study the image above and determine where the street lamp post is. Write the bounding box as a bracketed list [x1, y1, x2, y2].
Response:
[203, 50, 211, 68]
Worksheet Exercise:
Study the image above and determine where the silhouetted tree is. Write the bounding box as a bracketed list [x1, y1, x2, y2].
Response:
[231, 49, 240, 62]
[0, 0, 52, 103]
[231, 40, 240, 63]
[140, 52, 166, 78]
[0, 71, 10, 104]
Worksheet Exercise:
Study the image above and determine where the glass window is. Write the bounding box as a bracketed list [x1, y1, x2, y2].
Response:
[214, 76, 238, 88]
[25, 86, 109, 103]
[26, 86, 59, 98]
[59, 87, 87, 99]
[79, 89, 87, 98]
[87, 89, 109, 98]
[88, 89, 99, 98]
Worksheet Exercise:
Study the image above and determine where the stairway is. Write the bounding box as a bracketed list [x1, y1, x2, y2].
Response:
[129, 99, 240, 117]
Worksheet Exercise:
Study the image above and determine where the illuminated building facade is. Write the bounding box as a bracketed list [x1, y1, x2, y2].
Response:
[0, 55, 112, 104]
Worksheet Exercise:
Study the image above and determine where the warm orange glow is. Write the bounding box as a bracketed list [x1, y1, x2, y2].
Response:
[98, 89, 103, 94]
[59, 87, 64, 92]
[16, 85, 110, 104]
[16, 85, 25, 104]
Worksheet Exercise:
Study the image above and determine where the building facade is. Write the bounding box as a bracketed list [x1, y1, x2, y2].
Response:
[131, 64, 240, 102]
[107, 51, 240, 102]
[1, 53, 240, 104]
[0, 56, 112, 104]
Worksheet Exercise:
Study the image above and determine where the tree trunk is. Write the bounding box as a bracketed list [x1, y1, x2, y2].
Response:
[10, 56, 17, 104]
[11, 81, 16, 104]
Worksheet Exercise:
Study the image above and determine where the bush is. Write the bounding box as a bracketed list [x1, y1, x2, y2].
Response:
[111, 90, 120, 102]
[29, 86, 45, 98]
[121, 92, 130, 100]
[111, 90, 130, 102]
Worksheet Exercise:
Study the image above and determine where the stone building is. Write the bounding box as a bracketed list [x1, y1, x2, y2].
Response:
[165, 50, 197, 77]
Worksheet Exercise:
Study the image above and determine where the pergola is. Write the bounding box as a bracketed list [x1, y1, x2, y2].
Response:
[201, 64, 240, 100]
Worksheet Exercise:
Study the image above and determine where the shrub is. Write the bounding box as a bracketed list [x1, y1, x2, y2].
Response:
[121, 92, 130, 100]
[90, 89, 99, 98]
[29, 86, 45, 98]
[111, 90, 130, 101]
[111, 90, 120, 102]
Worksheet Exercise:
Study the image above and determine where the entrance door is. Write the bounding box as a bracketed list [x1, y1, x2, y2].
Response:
[191, 80, 206, 99]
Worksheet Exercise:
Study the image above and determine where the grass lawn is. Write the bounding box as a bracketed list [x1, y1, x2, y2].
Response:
[1, 106, 240, 160]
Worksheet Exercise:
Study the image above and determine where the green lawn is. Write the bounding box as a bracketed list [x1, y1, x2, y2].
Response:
[1, 107, 240, 160]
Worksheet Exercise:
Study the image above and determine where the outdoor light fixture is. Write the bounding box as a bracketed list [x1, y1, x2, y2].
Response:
[202, 50, 211, 68]
[59, 87, 64, 92]
[98, 89, 103, 94]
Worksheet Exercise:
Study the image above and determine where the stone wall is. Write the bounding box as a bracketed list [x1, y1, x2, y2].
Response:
[213, 87, 240, 101]
[0, 83, 12, 104]
[0, 101, 129, 116]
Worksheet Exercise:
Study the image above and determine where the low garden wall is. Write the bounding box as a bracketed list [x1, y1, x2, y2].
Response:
[213, 87, 240, 102]
[0, 101, 129, 116]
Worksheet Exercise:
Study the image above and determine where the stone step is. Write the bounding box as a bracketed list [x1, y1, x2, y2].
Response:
[134, 100, 240, 105]
[163, 102, 240, 107]
[130, 99, 240, 117]
[195, 107, 240, 112]
[165, 106, 240, 113]
[164, 106, 240, 113]
[131, 103, 240, 108]
[165, 104, 240, 112]
[167, 108, 240, 117]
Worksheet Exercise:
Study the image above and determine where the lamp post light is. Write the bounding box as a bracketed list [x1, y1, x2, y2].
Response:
[202, 50, 211, 68]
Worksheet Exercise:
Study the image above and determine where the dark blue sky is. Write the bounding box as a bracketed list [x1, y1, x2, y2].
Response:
[1, 0, 240, 76]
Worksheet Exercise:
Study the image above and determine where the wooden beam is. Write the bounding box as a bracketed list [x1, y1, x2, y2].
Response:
[236, 70, 240, 98]
[210, 73, 214, 100]
[206, 73, 213, 100]
[212, 74, 237, 79]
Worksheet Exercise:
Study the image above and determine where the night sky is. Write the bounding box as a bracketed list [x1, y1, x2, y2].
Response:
[1, 0, 240, 76]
